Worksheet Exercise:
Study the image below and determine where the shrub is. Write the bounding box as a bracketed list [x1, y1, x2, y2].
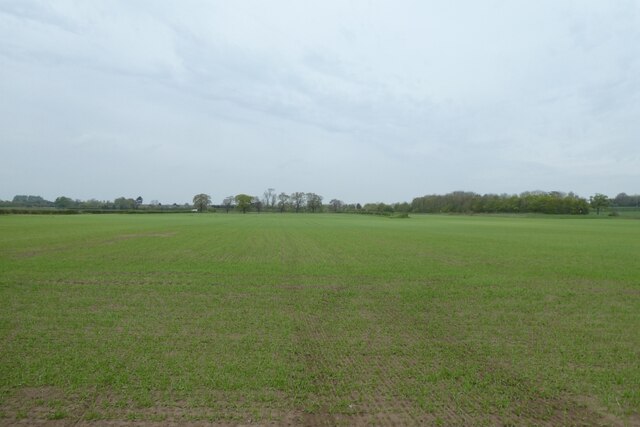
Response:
[389, 212, 410, 219]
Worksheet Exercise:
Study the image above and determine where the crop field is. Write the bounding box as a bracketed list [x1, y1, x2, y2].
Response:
[0, 213, 639, 426]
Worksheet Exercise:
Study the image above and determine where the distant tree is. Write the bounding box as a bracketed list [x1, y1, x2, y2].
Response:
[277, 192, 290, 213]
[329, 199, 343, 212]
[291, 192, 306, 213]
[590, 193, 610, 215]
[83, 199, 106, 209]
[54, 196, 75, 209]
[12, 195, 29, 205]
[613, 192, 640, 208]
[263, 188, 276, 210]
[252, 196, 263, 213]
[223, 196, 235, 213]
[394, 202, 411, 212]
[356, 203, 362, 210]
[362, 202, 393, 214]
[305, 193, 323, 213]
[114, 197, 136, 210]
[269, 190, 277, 208]
[192, 193, 212, 212]
[136, 196, 143, 206]
[12, 195, 51, 207]
[410, 191, 589, 215]
[363, 203, 378, 212]
[614, 192, 630, 207]
[235, 194, 253, 213]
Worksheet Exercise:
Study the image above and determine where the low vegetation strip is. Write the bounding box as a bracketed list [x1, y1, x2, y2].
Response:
[0, 214, 638, 425]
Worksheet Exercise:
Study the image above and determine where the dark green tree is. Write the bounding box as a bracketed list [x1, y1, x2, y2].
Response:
[12, 195, 50, 207]
[54, 196, 75, 209]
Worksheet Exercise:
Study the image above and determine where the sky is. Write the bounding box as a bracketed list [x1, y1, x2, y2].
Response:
[1, 1, 639, 205]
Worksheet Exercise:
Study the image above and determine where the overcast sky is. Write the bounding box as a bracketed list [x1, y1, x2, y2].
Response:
[1, 1, 639, 204]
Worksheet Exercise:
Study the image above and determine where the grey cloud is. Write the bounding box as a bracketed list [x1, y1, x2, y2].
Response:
[1, 1, 639, 203]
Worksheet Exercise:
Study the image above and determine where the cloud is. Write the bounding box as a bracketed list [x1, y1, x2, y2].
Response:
[1, 1, 639, 203]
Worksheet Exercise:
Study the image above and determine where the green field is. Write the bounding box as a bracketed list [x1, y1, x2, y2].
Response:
[1, 214, 638, 425]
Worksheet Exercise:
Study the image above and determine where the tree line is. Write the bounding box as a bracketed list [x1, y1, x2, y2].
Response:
[195, 191, 331, 214]
[1, 190, 636, 215]
[0, 195, 188, 211]
[411, 191, 592, 215]
[410, 191, 632, 216]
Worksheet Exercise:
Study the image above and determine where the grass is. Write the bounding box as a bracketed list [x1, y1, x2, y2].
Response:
[0, 213, 639, 425]
[605, 207, 640, 219]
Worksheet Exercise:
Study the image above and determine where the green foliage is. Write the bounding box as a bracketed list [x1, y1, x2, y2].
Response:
[192, 193, 212, 213]
[80, 199, 108, 210]
[412, 191, 590, 215]
[113, 197, 137, 210]
[590, 193, 610, 215]
[363, 202, 394, 214]
[10, 195, 52, 207]
[0, 208, 79, 215]
[234, 194, 253, 213]
[54, 196, 76, 209]
[613, 193, 640, 208]
[393, 202, 411, 212]
[389, 212, 410, 218]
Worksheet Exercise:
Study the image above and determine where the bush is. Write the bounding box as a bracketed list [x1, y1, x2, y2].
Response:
[0, 208, 79, 215]
[389, 212, 410, 219]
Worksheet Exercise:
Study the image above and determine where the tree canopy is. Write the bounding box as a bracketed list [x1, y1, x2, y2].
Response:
[235, 194, 253, 213]
[2, 188, 625, 217]
[192, 193, 212, 212]
[290, 192, 305, 213]
[411, 191, 590, 215]
[589, 193, 609, 215]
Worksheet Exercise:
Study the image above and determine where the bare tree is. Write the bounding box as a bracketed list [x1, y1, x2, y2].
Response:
[329, 199, 343, 212]
[223, 196, 235, 213]
[263, 188, 276, 210]
[290, 192, 306, 213]
[277, 192, 290, 213]
[252, 196, 263, 213]
[306, 193, 323, 213]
